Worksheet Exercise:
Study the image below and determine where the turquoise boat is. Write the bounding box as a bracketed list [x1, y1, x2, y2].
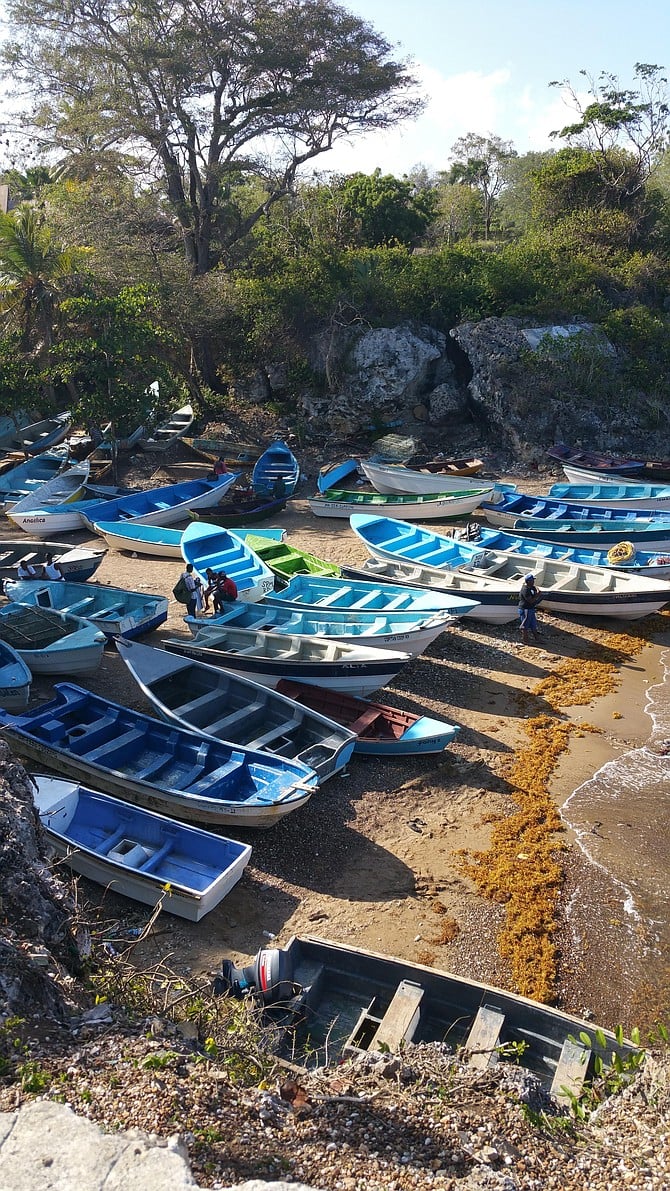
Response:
[548, 481, 670, 510]
[96, 521, 285, 560]
[251, 439, 300, 498]
[180, 521, 275, 602]
[481, 489, 669, 529]
[261, 573, 476, 616]
[5, 579, 169, 640]
[0, 639, 31, 710]
[509, 517, 670, 551]
[0, 603, 106, 674]
[0, 452, 69, 509]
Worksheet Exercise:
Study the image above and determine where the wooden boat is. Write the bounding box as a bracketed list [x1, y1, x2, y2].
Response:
[5, 579, 169, 640]
[0, 452, 69, 510]
[140, 403, 194, 452]
[216, 934, 635, 1097]
[251, 439, 300, 498]
[458, 524, 670, 577]
[32, 775, 251, 922]
[342, 559, 522, 625]
[317, 459, 361, 493]
[0, 640, 31, 710]
[309, 487, 490, 520]
[5, 461, 90, 528]
[481, 488, 670, 530]
[349, 513, 670, 620]
[548, 480, 670, 510]
[243, 535, 340, 579]
[81, 473, 238, 532]
[276, 681, 460, 756]
[183, 437, 264, 467]
[545, 442, 647, 475]
[0, 604, 106, 673]
[180, 520, 275, 602]
[185, 598, 454, 657]
[360, 458, 493, 497]
[117, 640, 356, 783]
[0, 541, 105, 585]
[163, 626, 411, 697]
[0, 412, 72, 456]
[262, 573, 479, 616]
[409, 454, 485, 476]
[188, 492, 287, 526]
[507, 517, 670, 551]
[0, 683, 318, 829]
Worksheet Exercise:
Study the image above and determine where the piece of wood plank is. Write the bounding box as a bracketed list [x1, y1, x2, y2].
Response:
[370, 980, 423, 1052]
[550, 1038, 590, 1104]
[463, 1005, 505, 1069]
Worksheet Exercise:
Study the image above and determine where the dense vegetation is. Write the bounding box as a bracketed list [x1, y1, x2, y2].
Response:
[0, 1, 669, 437]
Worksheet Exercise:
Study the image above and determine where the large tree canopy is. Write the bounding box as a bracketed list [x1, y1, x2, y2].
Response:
[3, 0, 422, 276]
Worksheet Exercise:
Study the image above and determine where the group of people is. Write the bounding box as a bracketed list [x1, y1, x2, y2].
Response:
[180, 563, 237, 617]
[15, 553, 65, 581]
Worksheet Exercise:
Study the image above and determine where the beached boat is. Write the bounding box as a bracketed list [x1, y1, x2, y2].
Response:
[548, 481, 670, 510]
[251, 439, 300, 498]
[409, 454, 485, 476]
[507, 517, 670, 551]
[360, 458, 493, 497]
[95, 521, 185, 559]
[0, 604, 106, 673]
[188, 492, 287, 527]
[0, 452, 69, 510]
[185, 598, 454, 656]
[183, 437, 264, 467]
[276, 681, 460, 756]
[0, 541, 105, 586]
[0, 683, 318, 829]
[342, 559, 522, 625]
[139, 403, 194, 452]
[309, 487, 490, 520]
[214, 935, 635, 1098]
[480, 488, 670, 530]
[262, 573, 478, 616]
[545, 442, 647, 475]
[5, 579, 169, 640]
[349, 513, 670, 620]
[32, 775, 251, 922]
[317, 459, 361, 493]
[0, 409, 38, 452]
[0, 412, 72, 457]
[180, 521, 275, 602]
[456, 523, 670, 577]
[243, 535, 340, 579]
[163, 626, 410, 697]
[81, 473, 238, 532]
[5, 461, 91, 527]
[0, 640, 31, 710]
[117, 640, 356, 782]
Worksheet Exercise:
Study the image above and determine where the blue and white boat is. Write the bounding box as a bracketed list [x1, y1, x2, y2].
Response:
[0, 540, 105, 585]
[185, 599, 455, 656]
[481, 488, 670, 530]
[262, 573, 478, 616]
[117, 639, 356, 783]
[5, 579, 169, 640]
[0, 603, 106, 673]
[32, 775, 251, 921]
[0, 683, 318, 829]
[0, 452, 69, 510]
[317, 459, 360, 493]
[6, 460, 91, 526]
[1, 412, 72, 457]
[180, 520, 275, 602]
[81, 473, 239, 532]
[548, 481, 670, 510]
[457, 524, 670, 577]
[95, 521, 285, 560]
[507, 517, 670, 552]
[251, 439, 300, 498]
[341, 558, 522, 625]
[0, 640, 31, 709]
[349, 514, 670, 620]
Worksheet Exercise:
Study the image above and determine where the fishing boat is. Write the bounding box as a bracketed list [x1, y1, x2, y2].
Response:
[0, 409, 38, 452]
[95, 521, 185, 559]
[183, 437, 264, 468]
[185, 598, 454, 656]
[0, 683, 318, 829]
[243, 535, 340, 579]
[163, 626, 410, 697]
[317, 459, 361, 493]
[548, 481, 670, 510]
[213, 935, 635, 1098]
[0, 412, 72, 457]
[180, 521, 275, 602]
[0, 604, 106, 673]
[32, 775, 251, 922]
[139, 403, 194, 452]
[309, 487, 490, 520]
[251, 439, 300, 498]
[349, 514, 670, 620]
[0, 640, 32, 710]
[360, 458, 494, 497]
[456, 523, 670, 577]
[5, 461, 91, 527]
[560, 462, 670, 487]
[81, 473, 238, 532]
[188, 492, 287, 527]
[262, 573, 479, 617]
[276, 681, 459, 756]
[409, 454, 485, 476]
[507, 517, 670, 551]
[117, 640, 356, 782]
[480, 488, 670, 530]
[0, 541, 105, 586]
[342, 559, 522, 625]
[4, 491, 128, 537]
[0, 452, 70, 510]
[5, 579, 169, 640]
[545, 442, 647, 476]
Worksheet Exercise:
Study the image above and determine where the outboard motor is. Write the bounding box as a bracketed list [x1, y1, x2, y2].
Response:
[213, 947, 296, 1005]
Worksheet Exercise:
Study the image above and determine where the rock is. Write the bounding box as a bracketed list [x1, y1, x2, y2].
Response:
[428, 381, 467, 424]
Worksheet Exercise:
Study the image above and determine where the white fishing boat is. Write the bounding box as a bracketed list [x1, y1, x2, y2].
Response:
[5, 461, 90, 528]
[0, 603, 106, 673]
[342, 558, 520, 624]
[309, 487, 489, 520]
[140, 403, 194, 452]
[360, 458, 494, 497]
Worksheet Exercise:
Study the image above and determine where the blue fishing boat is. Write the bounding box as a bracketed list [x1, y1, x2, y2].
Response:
[81, 473, 239, 531]
[32, 775, 251, 922]
[96, 521, 284, 560]
[117, 639, 356, 783]
[188, 492, 287, 527]
[457, 524, 670, 577]
[0, 683, 318, 829]
[481, 488, 670, 529]
[251, 439, 300, 498]
[1, 412, 72, 456]
[180, 520, 275, 602]
[261, 573, 478, 616]
[5, 579, 169, 640]
[317, 459, 361, 493]
[0, 640, 31, 710]
[548, 481, 670, 509]
[0, 604, 106, 673]
[507, 517, 670, 552]
[0, 452, 69, 510]
[275, 680, 459, 756]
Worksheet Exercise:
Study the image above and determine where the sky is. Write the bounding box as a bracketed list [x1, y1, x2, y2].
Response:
[315, 0, 670, 177]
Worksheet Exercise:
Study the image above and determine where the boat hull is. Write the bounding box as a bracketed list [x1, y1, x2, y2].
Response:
[309, 488, 489, 519]
[95, 522, 183, 558]
[342, 562, 518, 624]
[0, 604, 106, 673]
[82, 474, 238, 531]
[361, 458, 493, 497]
[510, 519, 670, 550]
[140, 404, 194, 452]
[251, 440, 300, 498]
[459, 526, 670, 578]
[263, 573, 475, 615]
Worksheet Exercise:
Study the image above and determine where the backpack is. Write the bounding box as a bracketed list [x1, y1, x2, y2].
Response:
[172, 574, 191, 604]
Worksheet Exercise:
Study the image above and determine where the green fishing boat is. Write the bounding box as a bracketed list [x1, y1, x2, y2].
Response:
[244, 535, 340, 580]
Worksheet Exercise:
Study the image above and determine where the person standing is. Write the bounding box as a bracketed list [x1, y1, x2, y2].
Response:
[518, 573, 542, 644]
[181, 563, 201, 618]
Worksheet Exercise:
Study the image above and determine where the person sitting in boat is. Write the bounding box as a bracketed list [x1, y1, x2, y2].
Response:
[41, 552, 64, 581]
[518, 573, 542, 645]
[16, 558, 38, 580]
[203, 568, 238, 614]
[210, 456, 229, 479]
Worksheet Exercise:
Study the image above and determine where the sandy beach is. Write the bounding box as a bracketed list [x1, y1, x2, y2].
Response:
[12, 452, 670, 1036]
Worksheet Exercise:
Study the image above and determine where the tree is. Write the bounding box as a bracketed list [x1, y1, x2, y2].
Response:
[336, 169, 437, 247]
[448, 133, 516, 239]
[3, 0, 423, 279]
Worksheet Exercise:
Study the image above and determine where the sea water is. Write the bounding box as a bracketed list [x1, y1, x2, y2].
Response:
[562, 649, 670, 976]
